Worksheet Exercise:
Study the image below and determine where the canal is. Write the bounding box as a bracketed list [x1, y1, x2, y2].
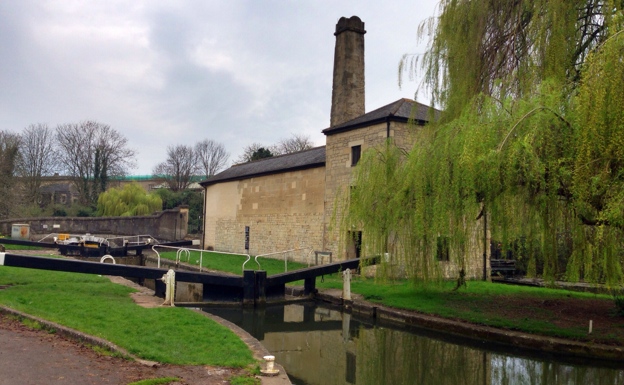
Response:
[205, 303, 624, 385]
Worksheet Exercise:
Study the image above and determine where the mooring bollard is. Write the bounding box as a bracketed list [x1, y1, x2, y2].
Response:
[161, 269, 176, 306]
[260, 355, 279, 376]
[343, 268, 351, 301]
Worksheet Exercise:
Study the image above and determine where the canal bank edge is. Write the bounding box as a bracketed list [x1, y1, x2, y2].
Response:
[109, 275, 293, 385]
[0, 283, 293, 385]
[292, 287, 624, 363]
[200, 309, 292, 385]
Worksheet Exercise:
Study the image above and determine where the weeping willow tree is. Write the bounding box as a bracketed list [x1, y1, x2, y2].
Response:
[402, 0, 620, 120]
[96, 182, 162, 217]
[346, 0, 624, 286]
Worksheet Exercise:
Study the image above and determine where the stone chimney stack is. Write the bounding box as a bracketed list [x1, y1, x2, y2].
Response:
[330, 16, 366, 127]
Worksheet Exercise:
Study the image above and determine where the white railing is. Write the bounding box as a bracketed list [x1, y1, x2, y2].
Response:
[151, 244, 252, 273]
[250, 247, 313, 272]
[150, 245, 315, 274]
[105, 234, 157, 247]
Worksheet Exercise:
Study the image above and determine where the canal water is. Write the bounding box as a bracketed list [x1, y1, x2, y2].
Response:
[205, 303, 624, 385]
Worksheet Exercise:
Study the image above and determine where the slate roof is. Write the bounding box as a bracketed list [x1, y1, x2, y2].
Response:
[200, 146, 326, 187]
[322, 98, 438, 135]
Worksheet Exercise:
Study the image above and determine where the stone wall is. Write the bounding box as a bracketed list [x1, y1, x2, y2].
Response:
[0, 207, 189, 242]
[203, 167, 326, 260]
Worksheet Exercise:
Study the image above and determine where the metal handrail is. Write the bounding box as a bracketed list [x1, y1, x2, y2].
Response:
[252, 247, 311, 272]
[241, 253, 260, 272]
[151, 244, 249, 274]
[106, 234, 157, 246]
[175, 248, 191, 264]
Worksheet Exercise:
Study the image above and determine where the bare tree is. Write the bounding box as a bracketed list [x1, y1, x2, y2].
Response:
[153, 144, 198, 191]
[0, 130, 21, 218]
[236, 134, 314, 164]
[56, 121, 136, 205]
[272, 134, 314, 155]
[17, 123, 59, 204]
[195, 139, 229, 179]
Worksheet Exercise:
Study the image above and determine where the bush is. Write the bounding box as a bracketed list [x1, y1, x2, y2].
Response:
[71, 205, 96, 217]
[97, 182, 162, 217]
[51, 205, 67, 217]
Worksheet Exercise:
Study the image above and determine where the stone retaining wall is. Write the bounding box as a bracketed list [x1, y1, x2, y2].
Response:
[0, 207, 189, 242]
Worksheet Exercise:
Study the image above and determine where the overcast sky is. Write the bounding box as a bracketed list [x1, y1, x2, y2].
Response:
[1, 1, 439, 175]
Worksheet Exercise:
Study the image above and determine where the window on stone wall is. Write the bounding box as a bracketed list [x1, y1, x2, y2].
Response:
[351, 145, 361, 166]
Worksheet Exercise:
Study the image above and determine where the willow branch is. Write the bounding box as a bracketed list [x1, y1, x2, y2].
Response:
[497, 106, 573, 152]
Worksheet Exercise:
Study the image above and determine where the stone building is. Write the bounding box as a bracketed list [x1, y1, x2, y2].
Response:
[201, 16, 487, 278]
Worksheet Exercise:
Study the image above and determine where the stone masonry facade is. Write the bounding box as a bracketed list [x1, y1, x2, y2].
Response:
[203, 167, 325, 262]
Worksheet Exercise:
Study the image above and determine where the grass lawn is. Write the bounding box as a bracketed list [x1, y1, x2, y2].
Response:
[156, 249, 310, 276]
[320, 274, 624, 343]
[0, 265, 255, 367]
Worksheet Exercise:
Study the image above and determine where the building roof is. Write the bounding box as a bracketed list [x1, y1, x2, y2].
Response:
[322, 98, 437, 135]
[40, 182, 73, 194]
[200, 146, 326, 187]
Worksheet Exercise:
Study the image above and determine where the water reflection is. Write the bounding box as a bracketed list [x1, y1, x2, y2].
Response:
[204, 304, 624, 385]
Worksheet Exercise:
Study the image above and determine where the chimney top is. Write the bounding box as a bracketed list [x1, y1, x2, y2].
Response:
[330, 16, 366, 127]
[334, 16, 366, 36]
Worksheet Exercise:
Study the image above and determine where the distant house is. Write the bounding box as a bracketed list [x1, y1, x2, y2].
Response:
[38, 178, 79, 206]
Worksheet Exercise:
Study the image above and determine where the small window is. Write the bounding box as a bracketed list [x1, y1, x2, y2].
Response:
[436, 236, 450, 261]
[351, 145, 361, 166]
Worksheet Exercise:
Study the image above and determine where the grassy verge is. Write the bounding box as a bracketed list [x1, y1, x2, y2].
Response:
[0, 266, 254, 366]
[1, 243, 52, 251]
[157, 250, 309, 276]
[318, 274, 624, 341]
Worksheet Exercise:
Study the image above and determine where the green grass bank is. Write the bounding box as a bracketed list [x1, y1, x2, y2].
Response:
[0, 263, 254, 367]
